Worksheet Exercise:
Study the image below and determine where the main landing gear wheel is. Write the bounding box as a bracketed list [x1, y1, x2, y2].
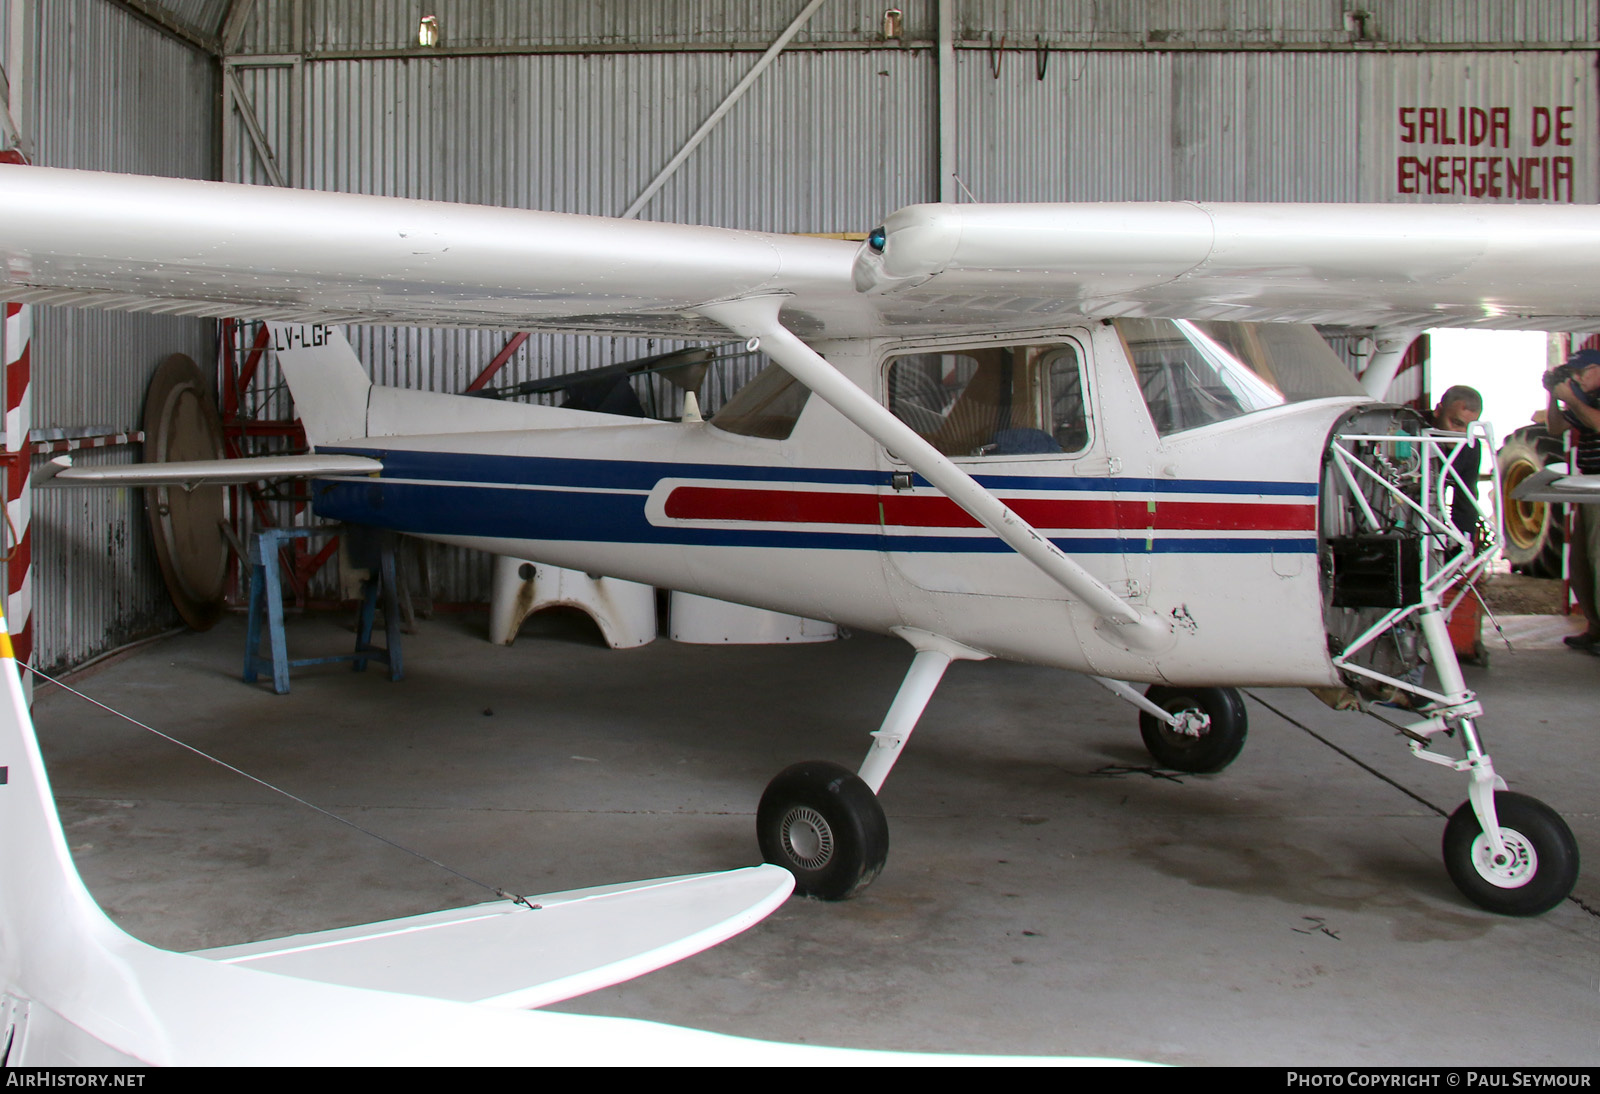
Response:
[757, 761, 889, 901]
[1442, 791, 1579, 916]
[1138, 685, 1248, 773]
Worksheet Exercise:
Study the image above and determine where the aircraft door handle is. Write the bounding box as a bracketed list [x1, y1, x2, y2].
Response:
[1075, 455, 1122, 476]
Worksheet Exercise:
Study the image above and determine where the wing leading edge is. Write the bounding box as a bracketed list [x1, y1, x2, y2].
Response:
[0, 165, 864, 339]
[854, 201, 1600, 332]
[194, 866, 795, 1010]
[5, 164, 1600, 340]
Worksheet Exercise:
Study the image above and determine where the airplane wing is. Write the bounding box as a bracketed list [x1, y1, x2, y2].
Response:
[1510, 468, 1600, 503]
[0, 164, 866, 340]
[36, 452, 383, 488]
[193, 865, 795, 1009]
[6, 165, 1600, 338]
[854, 202, 1600, 332]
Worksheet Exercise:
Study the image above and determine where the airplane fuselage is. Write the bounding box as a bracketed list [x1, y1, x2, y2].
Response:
[310, 324, 1358, 687]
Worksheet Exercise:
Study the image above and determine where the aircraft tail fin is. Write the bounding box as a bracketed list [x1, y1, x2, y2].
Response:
[266, 323, 373, 446]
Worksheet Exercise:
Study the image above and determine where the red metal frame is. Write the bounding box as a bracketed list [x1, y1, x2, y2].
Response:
[466, 332, 530, 392]
[216, 321, 529, 613]
[220, 319, 338, 609]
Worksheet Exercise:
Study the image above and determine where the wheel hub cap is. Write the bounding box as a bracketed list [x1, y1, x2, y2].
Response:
[1471, 826, 1538, 889]
[782, 806, 834, 870]
[1170, 709, 1211, 738]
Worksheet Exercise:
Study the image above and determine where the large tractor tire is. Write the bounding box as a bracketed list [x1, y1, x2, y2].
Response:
[1497, 426, 1566, 578]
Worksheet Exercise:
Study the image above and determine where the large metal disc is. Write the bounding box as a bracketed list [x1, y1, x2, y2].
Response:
[143, 353, 228, 630]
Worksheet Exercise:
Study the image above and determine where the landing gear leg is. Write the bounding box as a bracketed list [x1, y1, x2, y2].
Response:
[1403, 608, 1578, 915]
[1325, 422, 1577, 914]
[756, 627, 989, 899]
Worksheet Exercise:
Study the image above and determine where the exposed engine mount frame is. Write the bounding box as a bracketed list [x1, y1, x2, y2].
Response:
[1324, 420, 1510, 857]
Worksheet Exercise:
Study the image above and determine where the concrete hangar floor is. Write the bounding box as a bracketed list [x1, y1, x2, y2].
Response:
[33, 609, 1600, 1066]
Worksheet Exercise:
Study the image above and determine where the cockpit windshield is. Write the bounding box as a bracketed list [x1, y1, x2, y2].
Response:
[1116, 319, 1364, 436]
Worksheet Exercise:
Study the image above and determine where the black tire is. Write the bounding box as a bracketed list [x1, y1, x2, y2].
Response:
[1497, 429, 1566, 578]
[757, 761, 889, 901]
[1442, 791, 1579, 916]
[1137, 685, 1248, 773]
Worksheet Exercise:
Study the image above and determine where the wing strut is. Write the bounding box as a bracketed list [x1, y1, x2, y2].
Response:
[700, 296, 1168, 650]
[1358, 327, 1423, 400]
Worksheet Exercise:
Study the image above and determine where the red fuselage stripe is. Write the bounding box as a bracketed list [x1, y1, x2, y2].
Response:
[663, 487, 1316, 532]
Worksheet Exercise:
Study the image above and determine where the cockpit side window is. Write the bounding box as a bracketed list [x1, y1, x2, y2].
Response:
[885, 343, 1088, 458]
[710, 361, 812, 440]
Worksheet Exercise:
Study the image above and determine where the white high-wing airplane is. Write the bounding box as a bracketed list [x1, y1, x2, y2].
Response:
[0, 165, 1586, 919]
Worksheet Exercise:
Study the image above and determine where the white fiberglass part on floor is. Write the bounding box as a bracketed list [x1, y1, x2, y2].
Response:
[0, 615, 1140, 1066]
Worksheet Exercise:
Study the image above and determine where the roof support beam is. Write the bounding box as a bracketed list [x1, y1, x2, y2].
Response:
[223, 65, 288, 188]
[220, 0, 257, 55]
[104, 0, 220, 56]
[620, 0, 826, 219]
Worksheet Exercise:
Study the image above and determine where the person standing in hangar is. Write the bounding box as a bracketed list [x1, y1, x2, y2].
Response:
[1545, 350, 1600, 651]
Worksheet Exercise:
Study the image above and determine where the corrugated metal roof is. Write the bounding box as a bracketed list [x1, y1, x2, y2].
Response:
[957, 0, 1347, 45]
[1372, 0, 1599, 45]
[148, 0, 232, 43]
[239, 0, 919, 55]
[230, 0, 1600, 55]
[959, 0, 1600, 46]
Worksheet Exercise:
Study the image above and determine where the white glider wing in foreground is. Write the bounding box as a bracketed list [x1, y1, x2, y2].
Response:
[193, 870, 793, 1010]
[0, 611, 1131, 1065]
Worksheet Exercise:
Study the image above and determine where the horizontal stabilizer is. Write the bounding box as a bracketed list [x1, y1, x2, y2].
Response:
[192, 865, 794, 1009]
[42, 453, 383, 489]
[1510, 468, 1600, 504]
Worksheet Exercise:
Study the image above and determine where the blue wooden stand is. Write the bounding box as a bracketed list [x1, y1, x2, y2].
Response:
[243, 527, 404, 694]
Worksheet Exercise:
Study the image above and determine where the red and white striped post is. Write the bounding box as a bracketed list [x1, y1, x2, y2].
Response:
[1, 147, 33, 673]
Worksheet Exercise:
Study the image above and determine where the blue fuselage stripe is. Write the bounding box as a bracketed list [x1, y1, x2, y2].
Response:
[321, 446, 1321, 498]
[313, 449, 1320, 556]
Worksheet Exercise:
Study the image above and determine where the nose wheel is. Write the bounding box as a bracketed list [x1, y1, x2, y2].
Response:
[757, 761, 889, 901]
[1443, 791, 1579, 916]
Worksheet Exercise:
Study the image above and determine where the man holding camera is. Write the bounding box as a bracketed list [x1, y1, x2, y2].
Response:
[1545, 348, 1600, 650]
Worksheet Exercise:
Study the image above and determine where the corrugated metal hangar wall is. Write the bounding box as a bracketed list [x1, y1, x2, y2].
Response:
[0, 0, 1595, 670]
